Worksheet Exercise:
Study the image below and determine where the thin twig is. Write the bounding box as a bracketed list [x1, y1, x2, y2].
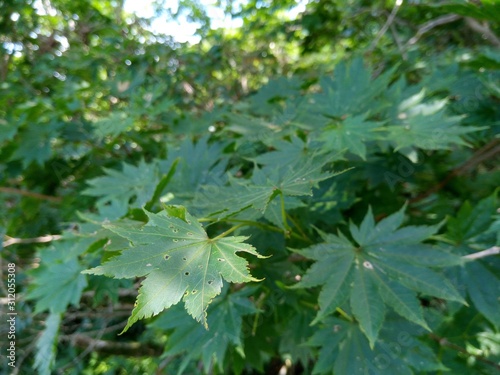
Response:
[2, 234, 62, 248]
[57, 305, 113, 373]
[369, 0, 403, 52]
[406, 14, 461, 46]
[464, 17, 500, 48]
[0, 187, 62, 202]
[464, 246, 500, 260]
[411, 139, 500, 204]
[390, 23, 408, 60]
[428, 333, 500, 370]
[59, 333, 163, 356]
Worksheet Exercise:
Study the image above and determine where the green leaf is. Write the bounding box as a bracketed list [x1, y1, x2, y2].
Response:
[309, 316, 445, 375]
[196, 156, 340, 219]
[93, 111, 134, 139]
[350, 264, 386, 348]
[375, 274, 429, 330]
[82, 159, 159, 216]
[252, 136, 324, 166]
[151, 288, 258, 374]
[10, 121, 62, 167]
[26, 241, 88, 314]
[158, 136, 229, 204]
[293, 242, 354, 323]
[33, 313, 61, 375]
[295, 205, 465, 344]
[463, 261, 500, 326]
[83, 207, 264, 332]
[306, 58, 395, 119]
[372, 259, 464, 303]
[447, 192, 499, 243]
[319, 115, 383, 160]
[385, 96, 481, 150]
[0, 119, 17, 144]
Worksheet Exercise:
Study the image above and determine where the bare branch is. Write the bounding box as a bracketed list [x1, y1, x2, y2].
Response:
[60, 334, 163, 357]
[0, 187, 62, 202]
[464, 246, 500, 261]
[464, 17, 500, 48]
[406, 14, 461, 46]
[429, 333, 500, 370]
[369, 0, 403, 52]
[411, 139, 500, 204]
[2, 234, 62, 248]
[390, 23, 408, 60]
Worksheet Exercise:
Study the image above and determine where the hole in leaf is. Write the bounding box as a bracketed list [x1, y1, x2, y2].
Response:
[217, 258, 225, 262]
[187, 220, 191, 224]
[184, 271, 190, 276]
[208, 280, 213, 285]
[173, 228, 179, 233]
[363, 261, 374, 270]
[192, 290, 197, 294]
[182, 257, 187, 261]
[184, 291, 188, 296]
[164, 255, 170, 260]
[173, 239, 178, 242]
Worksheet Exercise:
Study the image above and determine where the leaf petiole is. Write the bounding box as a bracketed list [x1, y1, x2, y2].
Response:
[336, 307, 354, 322]
[210, 223, 246, 241]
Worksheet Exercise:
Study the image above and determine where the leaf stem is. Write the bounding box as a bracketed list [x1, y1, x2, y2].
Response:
[336, 307, 354, 322]
[286, 213, 312, 243]
[200, 217, 308, 243]
[210, 224, 245, 241]
[279, 192, 291, 234]
[463, 246, 500, 260]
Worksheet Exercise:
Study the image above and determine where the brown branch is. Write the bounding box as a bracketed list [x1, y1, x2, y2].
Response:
[60, 334, 163, 357]
[406, 14, 461, 46]
[464, 17, 500, 48]
[81, 289, 139, 300]
[2, 234, 62, 248]
[411, 139, 500, 204]
[390, 23, 408, 60]
[428, 333, 500, 370]
[368, 0, 403, 52]
[0, 187, 62, 202]
[464, 246, 500, 260]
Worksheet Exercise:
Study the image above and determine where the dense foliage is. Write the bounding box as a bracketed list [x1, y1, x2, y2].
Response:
[1, 0, 499, 374]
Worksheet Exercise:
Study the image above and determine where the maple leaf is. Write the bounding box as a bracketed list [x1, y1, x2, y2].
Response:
[82, 159, 158, 216]
[34, 313, 61, 375]
[150, 287, 258, 374]
[10, 121, 62, 167]
[26, 241, 89, 314]
[445, 192, 500, 326]
[83, 206, 264, 332]
[157, 136, 228, 204]
[319, 115, 383, 160]
[195, 156, 340, 220]
[308, 316, 446, 375]
[304, 58, 395, 119]
[385, 91, 481, 150]
[294, 205, 465, 347]
[93, 111, 134, 139]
